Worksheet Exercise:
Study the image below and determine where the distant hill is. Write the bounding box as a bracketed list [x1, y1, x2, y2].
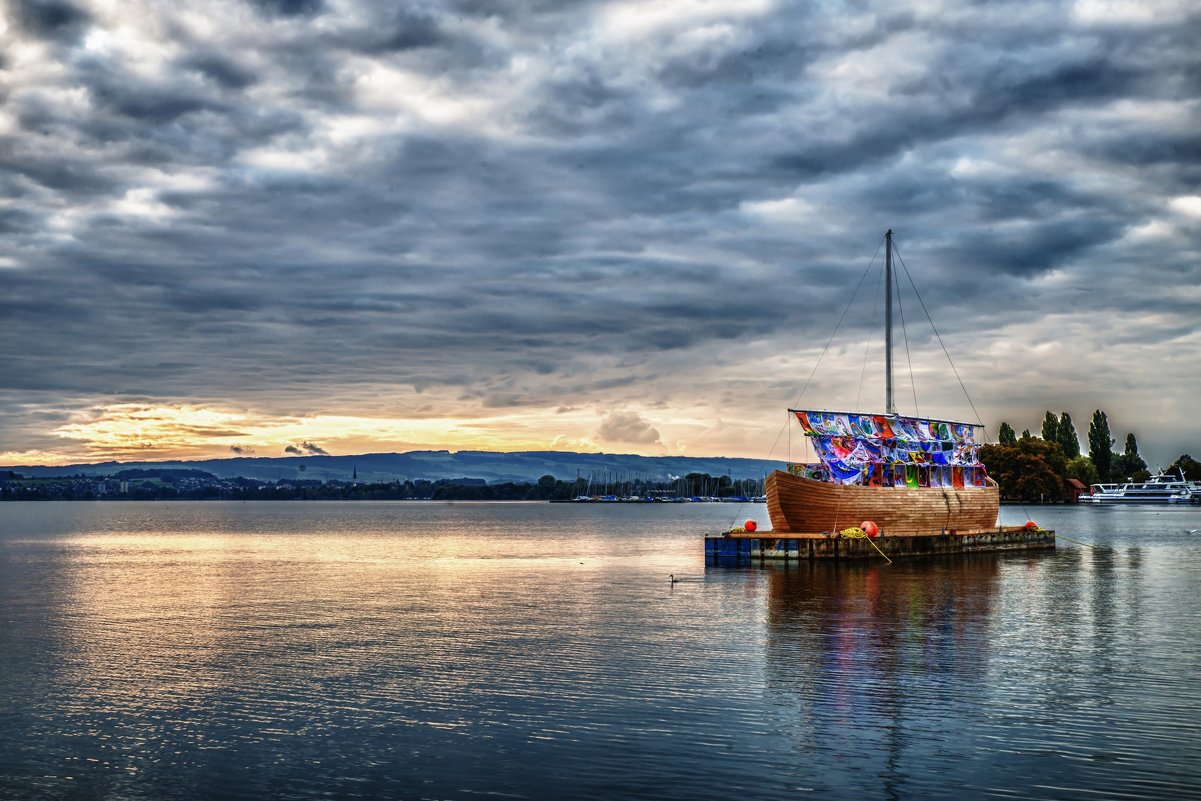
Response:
[3, 450, 784, 484]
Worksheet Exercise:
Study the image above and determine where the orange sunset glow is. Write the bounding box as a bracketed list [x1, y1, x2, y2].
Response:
[0, 402, 752, 466]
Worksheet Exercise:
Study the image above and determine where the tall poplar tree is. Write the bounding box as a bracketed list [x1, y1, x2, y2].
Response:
[1088, 410, 1114, 480]
[1041, 411, 1059, 443]
[998, 422, 1017, 445]
[1057, 412, 1081, 458]
[1112, 432, 1148, 480]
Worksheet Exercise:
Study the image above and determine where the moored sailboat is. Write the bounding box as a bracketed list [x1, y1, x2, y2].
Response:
[764, 230, 1000, 535]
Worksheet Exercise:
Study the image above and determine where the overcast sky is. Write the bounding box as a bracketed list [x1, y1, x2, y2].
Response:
[2, 0, 1199, 469]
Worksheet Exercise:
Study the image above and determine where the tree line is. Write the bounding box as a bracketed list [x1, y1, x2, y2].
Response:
[1, 471, 763, 502]
[984, 410, 1201, 501]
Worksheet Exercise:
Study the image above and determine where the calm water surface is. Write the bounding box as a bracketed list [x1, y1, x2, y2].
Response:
[2, 501, 1200, 800]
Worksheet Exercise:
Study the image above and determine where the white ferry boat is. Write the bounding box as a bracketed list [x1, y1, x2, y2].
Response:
[1080, 471, 1197, 504]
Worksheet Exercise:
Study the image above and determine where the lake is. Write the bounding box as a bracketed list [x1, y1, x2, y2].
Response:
[2, 501, 1200, 800]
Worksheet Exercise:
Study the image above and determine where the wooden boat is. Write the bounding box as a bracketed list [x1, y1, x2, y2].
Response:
[765, 231, 1000, 535]
[766, 467, 999, 534]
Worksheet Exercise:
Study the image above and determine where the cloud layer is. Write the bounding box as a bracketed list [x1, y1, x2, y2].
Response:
[1, 0, 1199, 467]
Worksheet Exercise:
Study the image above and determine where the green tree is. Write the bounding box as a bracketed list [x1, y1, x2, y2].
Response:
[1065, 455, 1099, 486]
[1168, 454, 1201, 481]
[980, 439, 1066, 502]
[684, 472, 711, 495]
[535, 474, 558, 500]
[1021, 429, 1032, 439]
[998, 421, 1017, 445]
[1111, 433, 1149, 481]
[1087, 410, 1114, 480]
[1057, 412, 1081, 458]
[1041, 411, 1060, 443]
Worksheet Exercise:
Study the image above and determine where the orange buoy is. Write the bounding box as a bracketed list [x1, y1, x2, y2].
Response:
[744, 520, 758, 532]
[1025, 521, 1038, 530]
[861, 520, 879, 538]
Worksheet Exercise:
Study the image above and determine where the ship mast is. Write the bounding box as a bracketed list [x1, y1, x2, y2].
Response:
[885, 229, 895, 415]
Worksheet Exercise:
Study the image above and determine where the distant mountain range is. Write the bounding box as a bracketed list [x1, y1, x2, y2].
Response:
[3, 450, 784, 484]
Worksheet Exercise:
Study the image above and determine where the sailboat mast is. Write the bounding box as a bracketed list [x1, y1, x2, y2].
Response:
[885, 229, 895, 415]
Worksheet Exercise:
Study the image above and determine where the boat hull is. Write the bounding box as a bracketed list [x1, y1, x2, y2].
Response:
[765, 470, 1000, 534]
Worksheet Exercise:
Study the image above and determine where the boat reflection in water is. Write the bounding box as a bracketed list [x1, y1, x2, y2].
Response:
[756, 556, 1010, 798]
[762, 556, 1002, 697]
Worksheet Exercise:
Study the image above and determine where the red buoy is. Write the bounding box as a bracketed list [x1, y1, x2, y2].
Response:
[744, 520, 758, 532]
[1025, 521, 1038, 530]
[861, 520, 879, 538]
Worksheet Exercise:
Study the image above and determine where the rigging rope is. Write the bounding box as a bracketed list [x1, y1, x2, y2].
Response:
[854, 260, 886, 411]
[792, 237, 886, 411]
[891, 240, 988, 439]
[894, 272, 920, 417]
[736, 236, 886, 534]
[758, 236, 885, 466]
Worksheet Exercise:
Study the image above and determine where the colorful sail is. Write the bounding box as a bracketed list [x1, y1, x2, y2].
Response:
[793, 409, 985, 486]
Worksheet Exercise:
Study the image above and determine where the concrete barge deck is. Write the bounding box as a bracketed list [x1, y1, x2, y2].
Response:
[705, 525, 1055, 561]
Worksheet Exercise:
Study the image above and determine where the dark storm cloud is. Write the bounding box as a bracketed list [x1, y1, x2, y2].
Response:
[11, 0, 90, 40]
[1, 0, 1200, 466]
[1090, 131, 1201, 175]
[181, 53, 257, 90]
[77, 57, 216, 123]
[0, 147, 114, 195]
[250, 0, 323, 18]
[349, 8, 445, 53]
[771, 55, 1150, 186]
[0, 207, 39, 234]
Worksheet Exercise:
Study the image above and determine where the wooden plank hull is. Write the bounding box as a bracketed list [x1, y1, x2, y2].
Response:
[765, 470, 999, 534]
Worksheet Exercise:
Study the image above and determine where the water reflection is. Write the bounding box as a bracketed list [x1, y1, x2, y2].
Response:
[751, 539, 1201, 800]
[3, 504, 777, 800]
[767, 557, 1002, 674]
[39, 535, 596, 797]
[758, 558, 1004, 798]
[3, 502, 1201, 800]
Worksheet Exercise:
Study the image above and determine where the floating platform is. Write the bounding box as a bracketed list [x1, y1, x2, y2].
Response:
[705, 525, 1055, 561]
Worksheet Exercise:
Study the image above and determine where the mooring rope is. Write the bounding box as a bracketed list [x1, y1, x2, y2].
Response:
[838, 527, 893, 564]
[1049, 531, 1095, 549]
